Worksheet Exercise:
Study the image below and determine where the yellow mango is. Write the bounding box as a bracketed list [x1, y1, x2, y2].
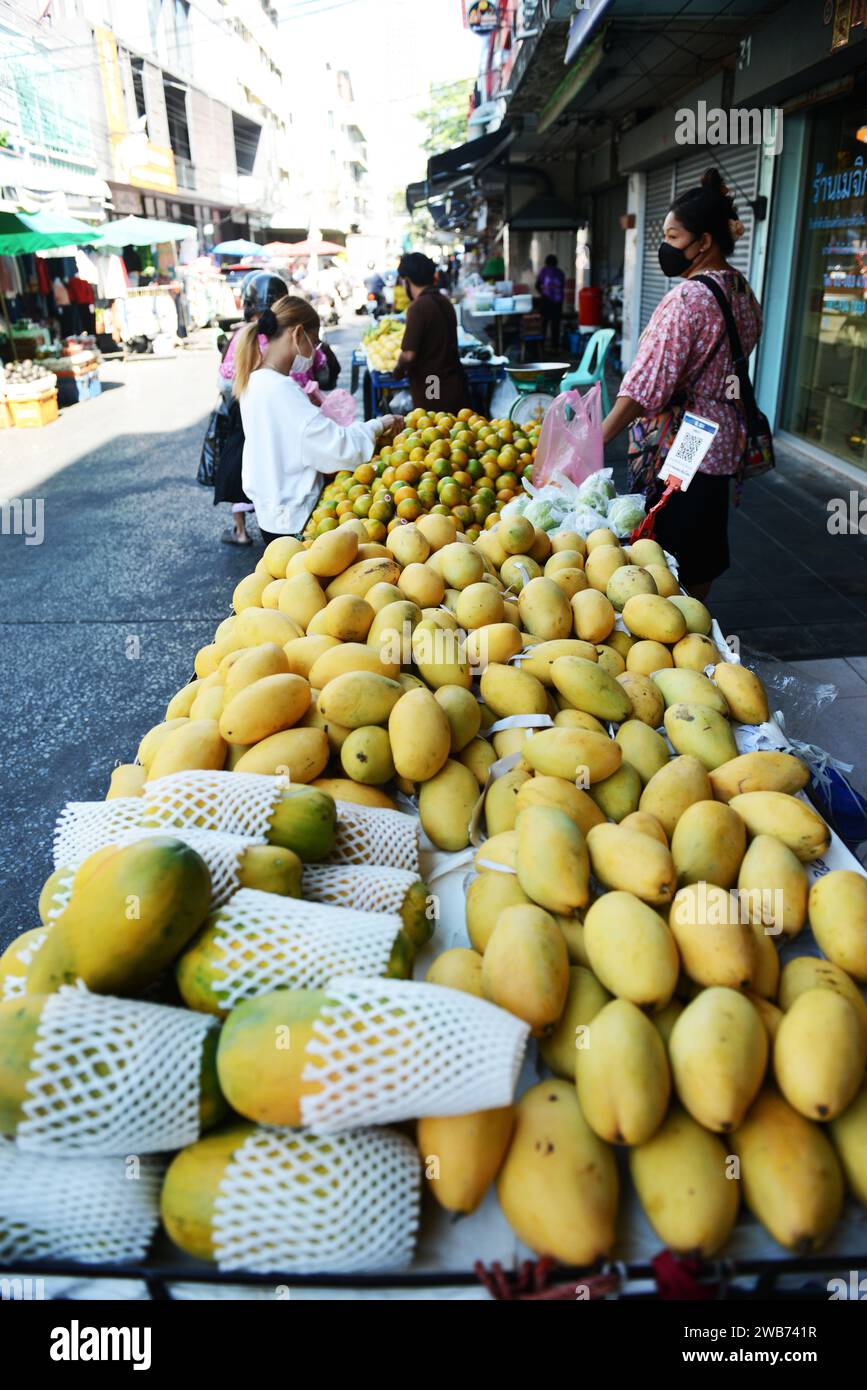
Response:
[165, 682, 201, 719]
[398, 562, 446, 608]
[606, 565, 657, 610]
[774, 989, 866, 1121]
[466, 871, 530, 953]
[233, 607, 303, 650]
[189, 686, 224, 721]
[615, 672, 665, 728]
[145, 719, 226, 781]
[554, 706, 606, 733]
[497, 1079, 618, 1264]
[630, 1106, 740, 1256]
[463, 622, 522, 670]
[425, 948, 484, 997]
[478, 662, 547, 718]
[522, 727, 622, 784]
[500, 554, 541, 592]
[317, 671, 403, 729]
[485, 767, 532, 836]
[518, 639, 596, 686]
[434, 685, 481, 753]
[779, 955, 867, 1035]
[308, 641, 399, 687]
[584, 544, 626, 592]
[306, 527, 359, 577]
[517, 577, 573, 641]
[282, 635, 340, 679]
[516, 805, 590, 914]
[732, 1090, 844, 1251]
[651, 997, 684, 1045]
[550, 655, 632, 723]
[223, 644, 291, 698]
[367, 600, 421, 656]
[320, 595, 374, 643]
[669, 988, 767, 1132]
[459, 736, 497, 787]
[219, 673, 310, 746]
[311, 778, 397, 809]
[672, 632, 720, 670]
[571, 589, 615, 643]
[668, 883, 756, 990]
[614, 720, 670, 785]
[594, 643, 626, 678]
[325, 555, 400, 600]
[587, 762, 642, 822]
[263, 535, 304, 578]
[389, 687, 452, 782]
[729, 791, 830, 862]
[626, 639, 674, 675]
[386, 523, 430, 567]
[278, 571, 327, 630]
[670, 798, 746, 888]
[737, 834, 808, 938]
[808, 869, 867, 981]
[583, 891, 679, 1011]
[576, 999, 671, 1145]
[137, 716, 189, 771]
[621, 810, 668, 845]
[538, 965, 610, 1078]
[418, 759, 480, 851]
[232, 572, 270, 613]
[366, 581, 404, 613]
[709, 749, 809, 802]
[829, 1078, 867, 1207]
[418, 1107, 514, 1215]
[652, 668, 729, 715]
[713, 662, 769, 724]
[644, 563, 679, 598]
[234, 727, 329, 781]
[668, 595, 712, 635]
[455, 582, 504, 630]
[106, 763, 146, 800]
[514, 774, 605, 837]
[417, 512, 457, 551]
[664, 702, 739, 771]
[340, 726, 395, 785]
[639, 755, 713, 838]
[622, 593, 687, 644]
[586, 823, 676, 906]
[261, 578, 286, 610]
[411, 621, 472, 690]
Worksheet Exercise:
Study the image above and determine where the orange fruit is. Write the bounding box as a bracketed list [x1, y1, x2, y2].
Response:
[316, 518, 338, 534]
[395, 462, 421, 484]
[409, 447, 426, 463]
[352, 494, 373, 517]
[452, 470, 472, 490]
[397, 498, 422, 521]
[369, 499, 393, 523]
[354, 463, 375, 485]
[392, 485, 417, 506]
[438, 480, 462, 508]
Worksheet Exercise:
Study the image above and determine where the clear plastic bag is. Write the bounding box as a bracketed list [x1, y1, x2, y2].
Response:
[607, 493, 647, 537]
[531, 383, 604, 488]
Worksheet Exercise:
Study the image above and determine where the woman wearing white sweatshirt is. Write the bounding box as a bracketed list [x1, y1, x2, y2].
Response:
[232, 294, 402, 543]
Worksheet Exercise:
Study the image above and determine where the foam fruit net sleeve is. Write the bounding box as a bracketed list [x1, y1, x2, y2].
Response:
[198, 888, 402, 1010]
[331, 802, 420, 872]
[302, 863, 420, 916]
[0, 1135, 164, 1264]
[16, 984, 220, 1157]
[212, 1125, 421, 1274]
[300, 975, 530, 1132]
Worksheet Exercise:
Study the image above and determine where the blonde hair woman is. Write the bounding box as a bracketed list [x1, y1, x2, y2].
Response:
[233, 295, 403, 543]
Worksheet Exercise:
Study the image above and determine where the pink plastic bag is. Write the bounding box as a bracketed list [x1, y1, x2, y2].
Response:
[318, 388, 358, 426]
[532, 383, 604, 488]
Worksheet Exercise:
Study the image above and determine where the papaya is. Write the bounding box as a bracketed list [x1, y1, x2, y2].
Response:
[234, 727, 329, 781]
[266, 785, 337, 860]
[709, 750, 809, 803]
[586, 824, 676, 906]
[161, 1121, 261, 1260]
[0, 927, 51, 998]
[481, 904, 569, 1029]
[216, 987, 328, 1125]
[773, 989, 866, 1121]
[575, 999, 671, 1145]
[629, 1106, 740, 1256]
[728, 791, 830, 862]
[496, 1079, 618, 1265]
[37, 865, 72, 925]
[583, 892, 678, 1011]
[418, 1108, 514, 1214]
[731, 1090, 844, 1251]
[669, 988, 767, 1132]
[27, 838, 212, 997]
[807, 869, 867, 981]
[516, 805, 590, 914]
[237, 845, 302, 898]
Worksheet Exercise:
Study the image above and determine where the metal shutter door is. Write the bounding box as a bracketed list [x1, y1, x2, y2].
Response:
[674, 146, 761, 279]
[640, 164, 675, 331]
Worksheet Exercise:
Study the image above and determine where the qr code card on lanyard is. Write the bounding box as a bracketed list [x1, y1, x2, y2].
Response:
[659, 411, 719, 490]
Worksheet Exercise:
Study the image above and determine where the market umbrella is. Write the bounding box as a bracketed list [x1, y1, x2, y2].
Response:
[0, 209, 100, 255]
[283, 238, 345, 257]
[94, 215, 197, 247]
[211, 238, 262, 257]
[262, 241, 303, 258]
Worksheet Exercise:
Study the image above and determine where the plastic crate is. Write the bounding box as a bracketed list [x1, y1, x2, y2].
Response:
[9, 390, 59, 428]
[0, 400, 11, 429]
[57, 370, 101, 406]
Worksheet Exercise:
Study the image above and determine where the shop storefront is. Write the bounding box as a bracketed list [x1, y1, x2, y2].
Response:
[778, 89, 867, 472]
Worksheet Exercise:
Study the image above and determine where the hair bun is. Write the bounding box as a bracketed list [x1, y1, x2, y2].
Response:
[700, 167, 726, 195]
[259, 307, 278, 339]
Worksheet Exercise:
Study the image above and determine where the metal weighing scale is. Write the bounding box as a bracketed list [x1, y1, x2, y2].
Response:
[505, 361, 571, 426]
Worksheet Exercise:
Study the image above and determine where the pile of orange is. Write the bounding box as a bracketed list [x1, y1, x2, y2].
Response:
[304, 407, 541, 543]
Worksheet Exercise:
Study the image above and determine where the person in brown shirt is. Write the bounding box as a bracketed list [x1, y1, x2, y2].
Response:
[396, 253, 467, 413]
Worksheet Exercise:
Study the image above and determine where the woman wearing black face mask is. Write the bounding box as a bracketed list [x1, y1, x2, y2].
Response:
[601, 169, 762, 599]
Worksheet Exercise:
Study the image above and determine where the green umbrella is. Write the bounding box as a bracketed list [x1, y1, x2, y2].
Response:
[94, 215, 197, 247]
[0, 209, 100, 254]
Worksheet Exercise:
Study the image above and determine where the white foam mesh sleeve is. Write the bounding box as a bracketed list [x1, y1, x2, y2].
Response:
[212, 1125, 420, 1274]
[16, 984, 220, 1157]
[1, 928, 51, 1002]
[112, 826, 255, 908]
[300, 975, 530, 1132]
[53, 798, 141, 869]
[332, 802, 419, 872]
[139, 770, 287, 838]
[302, 863, 419, 916]
[199, 888, 401, 1010]
[0, 1136, 163, 1264]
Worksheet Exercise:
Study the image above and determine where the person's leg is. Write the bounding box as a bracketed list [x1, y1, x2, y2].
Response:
[232, 502, 253, 540]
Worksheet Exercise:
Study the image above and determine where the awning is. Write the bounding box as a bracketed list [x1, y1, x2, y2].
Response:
[407, 124, 514, 212]
[508, 193, 583, 231]
[0, 209, 101, 255]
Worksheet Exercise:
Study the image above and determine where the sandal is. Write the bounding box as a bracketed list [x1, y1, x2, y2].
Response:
[221, 527, 253, 546]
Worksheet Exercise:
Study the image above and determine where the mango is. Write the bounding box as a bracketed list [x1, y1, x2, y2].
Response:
[644, 563, 679, 598]
[219, 673, 310, 747]
[545, 549, 585, 575]
[386, 523, 430, 567]
[277, 571, 326, 630]
[571, 589, 615, 643]
[671, 633, 719, 671]
[306, 527, 358, 577]
[639, 756, 713, 838]
[464, 622, 523, 670]
[576, 999, 671, 1145]
[779, 956, 867, 1037]
[651, 997, 684, 1045]
[517, 577, 573, 641]
[664, 702, 738, 771]
[232, 608, 303, 651]
[145, 719, 226, 781]
[418, 759, 479, 852]
[263, 535, 305, 578]
[366, 581, 404, 613]
[586, 528, 620, 552]
[584, 544, 625, 592]
[234, 727, 328, 781]
[309, 642, 399, 689]
[523, 727, 621, 785]
[606, 564, 657, 612]
[137, 716, 189, 771]
[614, 720, 669, 786]
[485, 768, 531, 836]
[622, 594, 687, 644]
[732, 1090, 844, 1251]
[670, 799, 746, 888]
[556, 914, 590, 968]
[709, 750, 809, 802]
[418, 1108, 514, 1214]
[411, 621, 472, 690]
[189, 686, 225, 721]
[583, 891, 679, 1011]
[28, 838, 211, 996]
[514, 774, 605, 837]
[626, 639, 673, 675]
[436, 541, 483, 590]
[808, 869, 867, 981]
[399, 562, 445, 608]
[466, 871, 529, 953]
[340, 726, 395, 785]
[586, 824, 676, 906]
[774, 989, 866, 1121]
[232, 572, 270, 613]
[587, 761, 642, 822]
[479, 662, 547, 719]
[481, 904, 569, 1029]
[417, 512, 457, 551]
[669, 988, 767, 1132]
[553, 707, 606, 734]
[538, 966, 611, 1079]
[541, 564, 586, 599]
[500, 554, 541, 591]
[627, 538, 666, 566]
[388, 687, 452, 782]
[498, 514, 535, 555]
[325, 555, 400, 600]
[165, 682, 201, 720]
[829, 1078, 867, 1207]
[615, 672, 664, 728]
[425, 947, 483, 997]
[516, 806, 589, 914]
[459, 737, 497, 787]
[237, 845, 302, 898]
[496, 1079, 618, 1264]
[434, 685, 481, 753]
[620, 810, 667, 845]
[594, 643, 626, 677]
[106, 763, 146, 800]
[317, 671, 402, 729]
[668, 883, 756, 990]
[737, 835, 808, 938]
[551, 655, 632, 723]
[668, 595, 712, 635]
[652, 668, 729, 715]
[311, 778, 396, 810]
[713, 662, 769, 724]
[630, 1107, 740, 1256]
[729, 791, 830, 862]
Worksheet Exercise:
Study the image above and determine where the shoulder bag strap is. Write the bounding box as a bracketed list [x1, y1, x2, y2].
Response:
[693, 273, 760, 429]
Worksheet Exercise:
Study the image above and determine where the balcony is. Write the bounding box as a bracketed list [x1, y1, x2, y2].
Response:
[174, 156, 196, 191]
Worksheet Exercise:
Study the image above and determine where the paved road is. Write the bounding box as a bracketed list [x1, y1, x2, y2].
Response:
[0, 321, 365, 949]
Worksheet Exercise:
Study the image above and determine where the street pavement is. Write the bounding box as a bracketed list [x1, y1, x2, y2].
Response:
[1, 318, 864, 948]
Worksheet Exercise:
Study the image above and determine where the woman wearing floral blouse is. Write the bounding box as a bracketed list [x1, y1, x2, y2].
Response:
[602, 169, 763, 599]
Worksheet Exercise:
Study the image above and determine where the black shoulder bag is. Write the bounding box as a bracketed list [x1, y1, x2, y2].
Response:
[694, 273, 775, 503]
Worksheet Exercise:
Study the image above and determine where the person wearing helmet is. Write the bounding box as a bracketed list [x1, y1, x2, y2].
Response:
[212, 272, 288, 545]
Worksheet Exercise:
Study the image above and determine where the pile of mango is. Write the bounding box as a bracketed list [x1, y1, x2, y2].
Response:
[305, 407, 541, 541]
[4, 500, 867, 1277]
[362, 316, 404, 372]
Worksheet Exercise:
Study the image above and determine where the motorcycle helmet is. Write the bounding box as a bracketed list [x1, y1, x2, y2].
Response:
[242, 271, 288, 321]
